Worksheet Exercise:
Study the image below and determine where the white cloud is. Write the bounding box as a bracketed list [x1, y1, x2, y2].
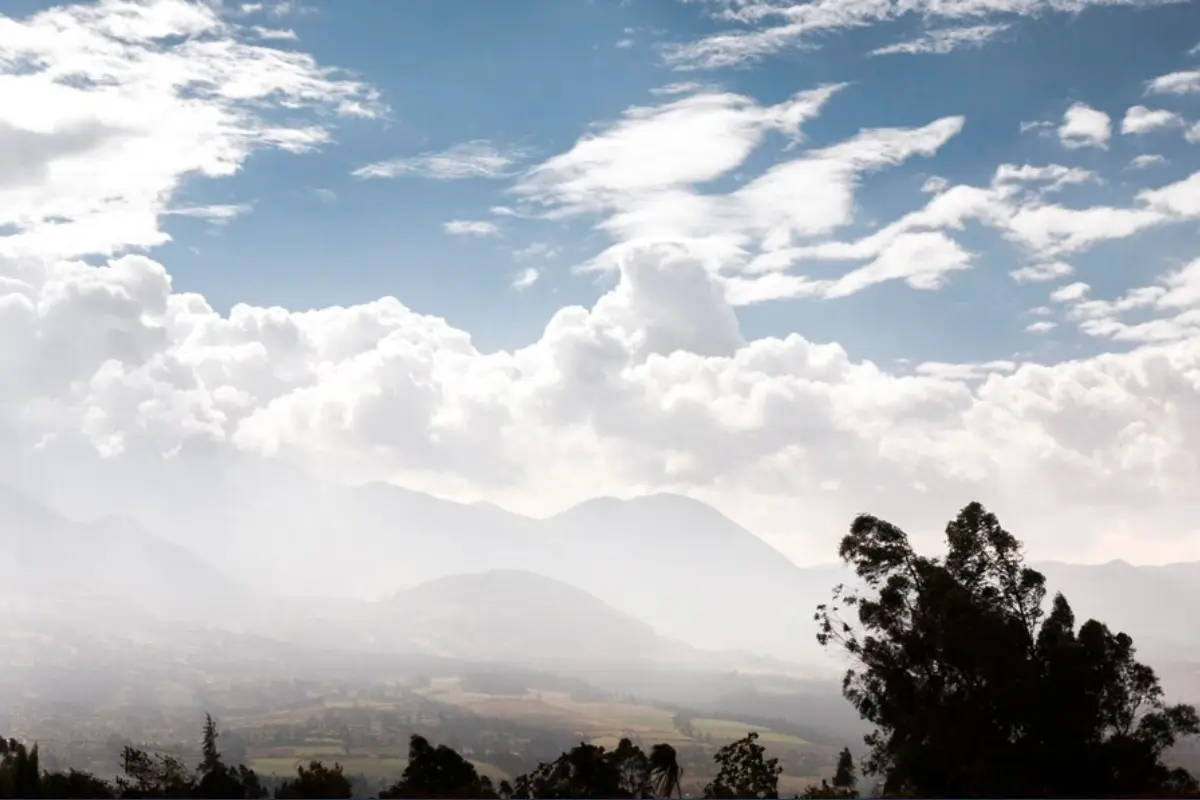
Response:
[922, 175, 950, 193]
[1146, 69, 1200, 95]
[0, 0, 379, 263]
[1020, 119, 1056, 136]
[512, 267, 540, 290]
[513, 241, 562, 262]
[1010, 261, 1073, 284]
[1129, 154, 1167, 169]
[1050, 281, 1090, 302]
[163, 204, 254, 224]
[1025, 320, 1057, 333]
[664, 0, 1186, 70]
[443, 220, 501, 237]
[250, 26, 298, 40]
[1187, 122, 1200, 144]
[1059, 258, 1200, 343]
[354, 140, 528, 180]
[869, 24, 1009, 57]
[1120, 105, 1183, 135]
[650, 81, 708, 96]
[1058, 102, 1111, 149]
[516, 83, 968, 302]
[5, 0, 1200, 576]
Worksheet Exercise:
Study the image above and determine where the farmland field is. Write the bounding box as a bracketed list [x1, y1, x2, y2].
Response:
[247, 754, 512, 782]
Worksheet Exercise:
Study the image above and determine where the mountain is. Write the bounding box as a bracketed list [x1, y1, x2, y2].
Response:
[1034, 559, 1200, 662]
[0, 484, 248, 621]
[540, 493, 842, 657]
[6, 456, 1200, 670]
[376, 569, 693, 665]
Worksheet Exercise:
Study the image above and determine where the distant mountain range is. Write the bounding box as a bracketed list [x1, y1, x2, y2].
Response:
[2, 466, 1199, 681]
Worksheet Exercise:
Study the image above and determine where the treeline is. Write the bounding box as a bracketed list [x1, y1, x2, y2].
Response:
[4, 501, 1200, 798]
[0, 719, 848, 799]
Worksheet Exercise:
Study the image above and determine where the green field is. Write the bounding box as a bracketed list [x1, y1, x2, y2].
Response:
[248, 755, 511, 782]
[690, 717, 809, 746]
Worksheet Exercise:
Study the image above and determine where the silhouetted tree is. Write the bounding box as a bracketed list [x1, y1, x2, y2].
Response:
[702, 732, 781, 799]
[116, 746, 195, 798]
[800, 749, 857, 799]
[613, 738, 652, 798]
[816, 501, 1200, 798]
[0, 738, 42, 799]
[274, 761, 352, 799]
[510, 740, 644, 799]
[40, 768, 118, 798]
[831, 748, 855, 793]
[379, 734, 497, 798]
[649, 743, 683, 799]
[195, 715, 265, 799]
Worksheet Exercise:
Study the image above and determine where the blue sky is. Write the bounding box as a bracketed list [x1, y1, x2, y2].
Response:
[3, 0, 1200, 564]
[149, 0, 1200, 364]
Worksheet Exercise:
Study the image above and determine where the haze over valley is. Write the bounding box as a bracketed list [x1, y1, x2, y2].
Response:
[3, 0, 1200, 796]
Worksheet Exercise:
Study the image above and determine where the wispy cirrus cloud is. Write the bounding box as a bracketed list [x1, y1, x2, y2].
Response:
[1128, 153, 1167, 169]
[0, 0, 380, 261]
[354, 140, 530, 180]
[869, 24, 1010, 57]
[664, 0, 1187, 70]
[443, 219, 501, 237]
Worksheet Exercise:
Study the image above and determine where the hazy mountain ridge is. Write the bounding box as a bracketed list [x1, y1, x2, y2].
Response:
[2, 472, 1199, 675]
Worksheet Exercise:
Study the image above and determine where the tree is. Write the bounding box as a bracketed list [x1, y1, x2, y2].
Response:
[816, 501, 1200, 798]
[274, 761, 352, 799]
[649, 743, 683, 799]
[40, 768, 118, 798]
[195, 715, 264, 799]
[800, 749, 857, 799]
[612, 738, 651, 798]
[200, 715, 222, 778]
[379, 734, 497, 798]
[509, 740, 647, 799]
[0, 738, 42, 799]
[831, 748, 854, 793]
[702, 732, 781, 799]
[116, 746, 196, 798]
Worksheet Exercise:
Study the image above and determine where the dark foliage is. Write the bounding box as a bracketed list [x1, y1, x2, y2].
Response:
[702, 732, 781, 799]
[378, 734, 498, 798]
[274, 760, 352, 799]
[816, 501, 1200, 798]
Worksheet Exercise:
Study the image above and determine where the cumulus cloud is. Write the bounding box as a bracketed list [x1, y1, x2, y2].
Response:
[511, 267, 540, 290]
[1058, 102, 1111, 149]
[1146, 69, 1200, 95]
[1121, 105, 1184, 135]
[354, 140, 528, 180]
[869, 24, 1009, 56]
[5, 0, 1200, 572]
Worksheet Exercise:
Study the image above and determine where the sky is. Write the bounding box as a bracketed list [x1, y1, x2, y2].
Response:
[2, 0, 1200, 566]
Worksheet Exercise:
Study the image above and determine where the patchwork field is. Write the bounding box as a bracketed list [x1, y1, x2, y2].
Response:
[227, 676, 834, 790]
[247, 751, 511, 782]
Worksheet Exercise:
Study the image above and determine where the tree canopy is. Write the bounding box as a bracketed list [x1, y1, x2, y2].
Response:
[816, 501, 1200, 798]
